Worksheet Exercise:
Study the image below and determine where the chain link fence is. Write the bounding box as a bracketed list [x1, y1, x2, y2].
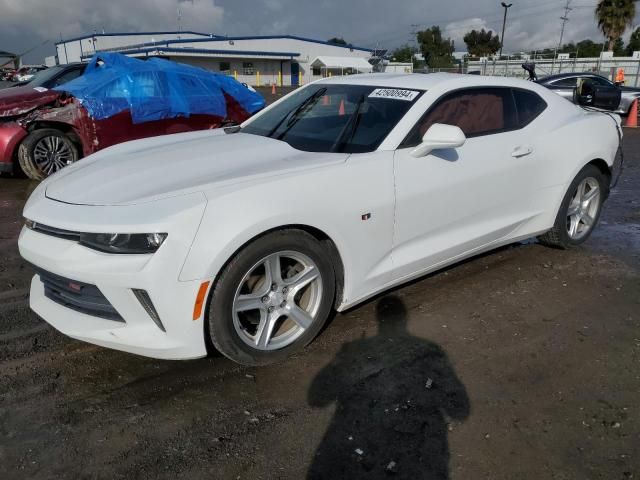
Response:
[461, 57, 640, 86]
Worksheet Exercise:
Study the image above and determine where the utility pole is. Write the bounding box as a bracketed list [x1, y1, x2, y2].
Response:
[499, 2, 513, 58]
[410, 24, 419, 46]
[557, 0, 573, 52]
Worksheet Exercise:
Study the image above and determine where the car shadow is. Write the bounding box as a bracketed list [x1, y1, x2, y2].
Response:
[306, 295, 470, 479]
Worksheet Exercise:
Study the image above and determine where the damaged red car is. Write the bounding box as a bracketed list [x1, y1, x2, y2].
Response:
[0, 53, 265, 179]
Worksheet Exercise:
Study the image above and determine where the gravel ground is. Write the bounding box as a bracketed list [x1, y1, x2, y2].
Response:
[0, 109, 639, 478]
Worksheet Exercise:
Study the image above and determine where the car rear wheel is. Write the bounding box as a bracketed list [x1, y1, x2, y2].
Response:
[18, 128, 79, 180]
[538, 164, 607, 249]
[207, 230, 336, 366]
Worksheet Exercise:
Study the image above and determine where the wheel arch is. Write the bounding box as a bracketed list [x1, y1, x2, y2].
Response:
[587, 158, 612, 187]
[24, 121, 84, 155]
[202, 223, 346, 310]
[545, 156, 613, 235]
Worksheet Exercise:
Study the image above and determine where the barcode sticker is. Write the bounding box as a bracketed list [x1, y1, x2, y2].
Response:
[368, 88, 419, 101]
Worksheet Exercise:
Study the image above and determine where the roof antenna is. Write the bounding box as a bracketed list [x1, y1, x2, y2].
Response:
[177, 7, 182, 37]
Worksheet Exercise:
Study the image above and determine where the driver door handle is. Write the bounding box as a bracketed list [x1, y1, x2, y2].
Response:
[512, 145, 533, 158]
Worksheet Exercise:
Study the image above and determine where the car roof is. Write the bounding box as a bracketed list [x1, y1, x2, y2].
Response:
[315, 72, 542, 91]
[58, 62, 86, 68]
[538, 72, 607, 83]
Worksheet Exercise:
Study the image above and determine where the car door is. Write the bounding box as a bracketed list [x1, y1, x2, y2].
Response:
[391, 87, 540, 281]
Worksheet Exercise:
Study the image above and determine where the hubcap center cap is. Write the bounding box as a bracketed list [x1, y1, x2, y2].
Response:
[266, 288, 286, 308]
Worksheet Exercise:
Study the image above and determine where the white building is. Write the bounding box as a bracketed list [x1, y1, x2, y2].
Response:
[54, 31, 373, 86]
[383, 62, 413, 74]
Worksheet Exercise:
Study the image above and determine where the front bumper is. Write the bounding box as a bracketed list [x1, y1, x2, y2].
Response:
[19, 193, 211, 360]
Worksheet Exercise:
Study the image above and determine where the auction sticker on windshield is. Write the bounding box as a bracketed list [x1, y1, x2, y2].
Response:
[369, 88, 419, 101]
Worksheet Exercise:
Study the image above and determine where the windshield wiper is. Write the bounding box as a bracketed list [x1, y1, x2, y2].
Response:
[330, 94, 366, 153]
[266, 87, 327, 139]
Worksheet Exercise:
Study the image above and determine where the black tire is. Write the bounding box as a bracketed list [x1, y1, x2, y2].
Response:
[18, 128, 79, 180]
[538, 164, 608, 249]
[207, 230, 336, 366]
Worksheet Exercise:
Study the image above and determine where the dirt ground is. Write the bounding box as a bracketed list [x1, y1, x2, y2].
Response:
[1, 121, 639, 479]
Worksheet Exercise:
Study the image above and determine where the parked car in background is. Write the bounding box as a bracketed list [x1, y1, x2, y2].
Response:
[0, 64, 88, 176]
[1, 53, 265, 179]
[6, 67, 28, 82]
[1, 68, 15, 81]
[10, 63, 86, 89]
[19, 73, 620, 365]
[15, 66, 48, 83]
[537, 72, 640, 115]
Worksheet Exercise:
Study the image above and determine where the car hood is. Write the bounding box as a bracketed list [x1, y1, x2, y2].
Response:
[0, 86, 61, 118]
[44, 130, 348, 206]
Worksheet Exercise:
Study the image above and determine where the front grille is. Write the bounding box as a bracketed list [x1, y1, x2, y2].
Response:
[36, 268, 124, 322]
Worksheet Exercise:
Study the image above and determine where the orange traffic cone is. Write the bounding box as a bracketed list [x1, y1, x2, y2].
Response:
[339, 99, 345, 116]
[271, 83, 276, 95]
[625, 99, 638, 128]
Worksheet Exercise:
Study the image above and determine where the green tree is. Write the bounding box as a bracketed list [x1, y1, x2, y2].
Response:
[559, 42, 577, 57]
[417, 26, 454, 68]
[595, 0, 635, 51]
[625, 27, 640, 55]
[463, 28, 501, 57]
[390, 44, 417, 63]
[327, 37, 347, 46]
[574, 39, 605, 57]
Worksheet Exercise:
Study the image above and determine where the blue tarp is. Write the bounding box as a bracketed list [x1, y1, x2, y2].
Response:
[55, 52, 265, 124]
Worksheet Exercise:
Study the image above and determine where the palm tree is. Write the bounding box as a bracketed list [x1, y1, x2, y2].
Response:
[595, 0, 636, 51]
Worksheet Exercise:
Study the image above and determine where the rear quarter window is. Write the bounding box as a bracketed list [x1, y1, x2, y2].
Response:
[513, 89, 547, 128]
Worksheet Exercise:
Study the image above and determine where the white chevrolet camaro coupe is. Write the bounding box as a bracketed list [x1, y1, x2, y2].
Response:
[19, 73, 620, 365]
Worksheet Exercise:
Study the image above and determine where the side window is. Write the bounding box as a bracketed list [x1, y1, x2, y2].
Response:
[513, 89, 547, 128]
[550, 77, 577, 87]
[402, 88, 517, 147]
[583, 76, 610, 86]
[50, 68, 82, 87]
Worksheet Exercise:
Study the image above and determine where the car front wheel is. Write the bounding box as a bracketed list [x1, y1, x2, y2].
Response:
[207, 230, 336, 366]
[538, 164, 607, 248]
[18, 128, 79, 180]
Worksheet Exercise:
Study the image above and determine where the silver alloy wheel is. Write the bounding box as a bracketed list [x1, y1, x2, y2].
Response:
[566, 176, 601, 240]
[232, 250, 323, 351]
[33, 135, 73, 175]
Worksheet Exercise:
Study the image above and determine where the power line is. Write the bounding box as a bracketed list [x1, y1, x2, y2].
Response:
[351, 0, 602, 51]
[356, 6, 563, 49]
[350, 1, 570, 47]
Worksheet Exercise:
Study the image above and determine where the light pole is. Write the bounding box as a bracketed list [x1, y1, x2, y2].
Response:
[499, 2, 513, 58]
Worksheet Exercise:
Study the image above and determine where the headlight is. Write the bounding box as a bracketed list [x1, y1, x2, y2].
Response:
[79, 232, 168, 254]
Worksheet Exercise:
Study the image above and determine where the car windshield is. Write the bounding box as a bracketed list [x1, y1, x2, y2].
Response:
[24, 66, 64, 87]
[242, 84, 423, 153]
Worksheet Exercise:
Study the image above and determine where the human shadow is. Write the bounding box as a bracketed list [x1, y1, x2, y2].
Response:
[307, 295, 470, 479]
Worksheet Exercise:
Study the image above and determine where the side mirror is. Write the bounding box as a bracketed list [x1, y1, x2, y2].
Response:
[410, 123, 466, 158]
[574, 79, 621, 111]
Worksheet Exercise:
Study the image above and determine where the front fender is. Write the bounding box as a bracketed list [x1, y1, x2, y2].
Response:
[179, 151, 396, 307]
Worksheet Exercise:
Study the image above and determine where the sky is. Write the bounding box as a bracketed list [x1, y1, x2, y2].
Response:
[1, 0, 639, 64]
